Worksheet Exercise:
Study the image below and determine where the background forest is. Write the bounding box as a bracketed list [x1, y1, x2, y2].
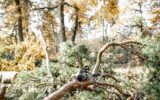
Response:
[0, 0, 160, 100]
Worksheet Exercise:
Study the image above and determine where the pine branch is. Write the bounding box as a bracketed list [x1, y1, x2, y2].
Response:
[44, 41, 144, 100]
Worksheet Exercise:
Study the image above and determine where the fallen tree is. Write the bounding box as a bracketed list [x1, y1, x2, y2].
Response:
[44, 41, 145, 100]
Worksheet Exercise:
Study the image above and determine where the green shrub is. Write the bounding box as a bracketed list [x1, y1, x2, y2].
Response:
[59, 42, 95, 68]
[141, 36, 160, 99]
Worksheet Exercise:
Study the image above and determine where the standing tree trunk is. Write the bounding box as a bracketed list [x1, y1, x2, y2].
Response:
[71, 6, 79, 43]
[102, 0, 106, 44]
[60, 0, 66, 42]
[15, 0, 24, 42]
[40, 30, 52, 76]
[102, 19, 105, 43]
[138, 2, 143, 34]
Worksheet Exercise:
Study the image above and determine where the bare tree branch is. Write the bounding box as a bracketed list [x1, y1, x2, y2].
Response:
[96, 82, 130, 97]
[63, 2, 75, 8]
[44, 79, 93, 100]
[101, 74, 120, 82]
[95, 84, 122, 100]
[33, 5, 59, 11]
[92, 41, 145, 74]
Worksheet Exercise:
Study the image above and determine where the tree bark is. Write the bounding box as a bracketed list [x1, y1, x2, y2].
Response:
[138, 2, 143, 33]
[71, 6, 79, 43]
[60, 0, 66, 42]
[44, 79, 93, 100]
[39, 29, 52, 76]
[0, 85, 6, 100]
[92, 41, 144, 74]
[15, 0, 24, 42]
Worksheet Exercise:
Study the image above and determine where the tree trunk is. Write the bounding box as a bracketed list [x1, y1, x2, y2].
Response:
[138, 2, 143, 33]
[52, 24, 59, 52]
[15, 0, 24, 42]
[60, 0, 66, 42]
[102, 0, 106, 44]
[72, 6, 78, 43]
[40, 32, 52, 76]
[102, 19, 105, 43]
[0, 85, 6, 100]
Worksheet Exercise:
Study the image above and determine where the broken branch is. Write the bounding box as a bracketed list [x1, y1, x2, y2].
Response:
[92, 41, 145, 74]
[44, 79, 93, 100]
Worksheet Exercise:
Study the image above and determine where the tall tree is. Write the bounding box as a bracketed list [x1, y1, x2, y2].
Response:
[60, 0, 66, 42]
[42, 10, 58, 59]
[90, 0, 119, 42]
[2, 0, 31, 42]
[71, 6, 79, 43]
[14, 0, 24, 42]
[65, 0, 95, 42]
[150, 0, 160, 35]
